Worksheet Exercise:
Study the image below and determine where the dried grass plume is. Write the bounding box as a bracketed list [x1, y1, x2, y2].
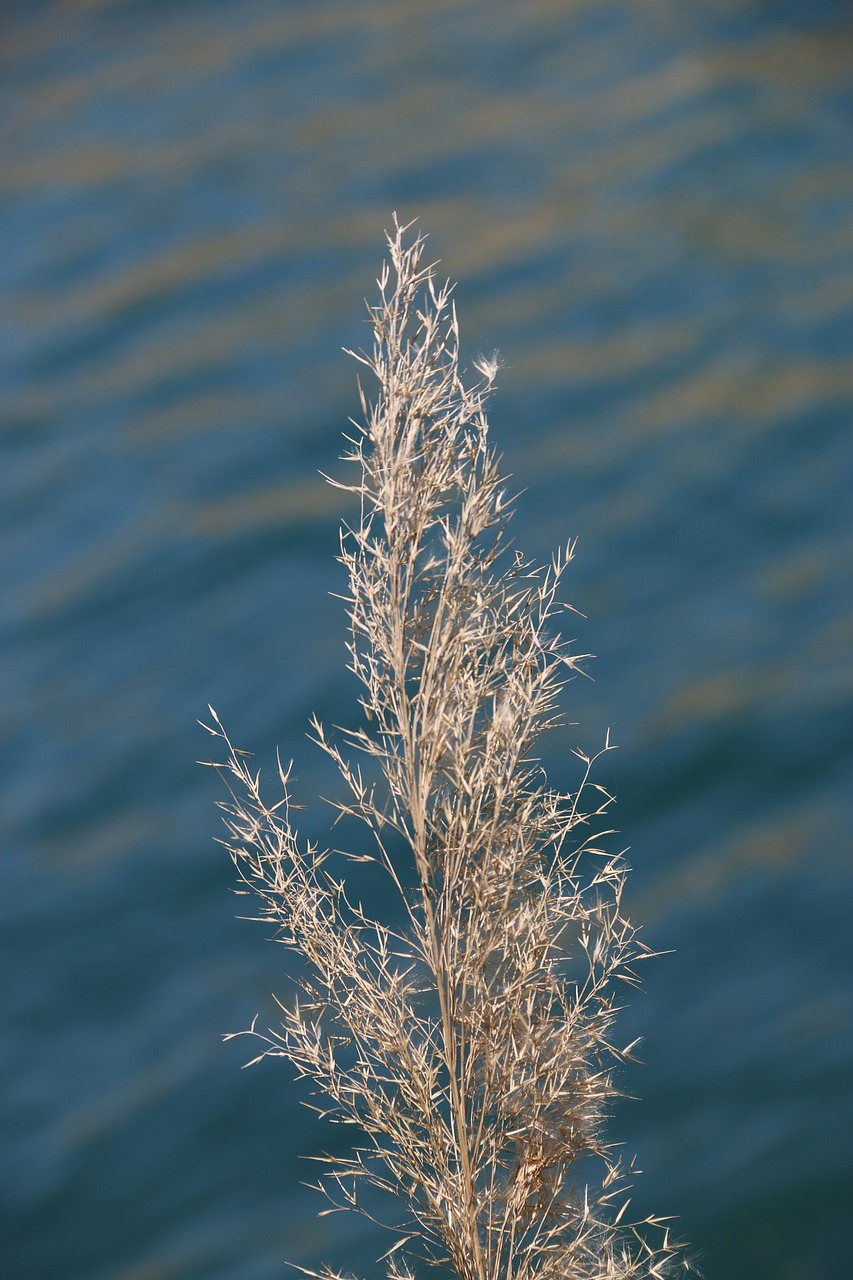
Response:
[203, 218, 689, 1280]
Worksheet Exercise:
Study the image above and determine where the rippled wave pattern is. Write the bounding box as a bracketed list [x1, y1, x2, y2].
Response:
[2, 3, 851, 1279]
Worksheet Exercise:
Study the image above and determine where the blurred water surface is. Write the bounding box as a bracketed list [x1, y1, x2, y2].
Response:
[2, 2, 852, 1278]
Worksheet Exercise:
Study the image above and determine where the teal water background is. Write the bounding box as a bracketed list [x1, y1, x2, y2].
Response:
[2, 2, 852, 1277]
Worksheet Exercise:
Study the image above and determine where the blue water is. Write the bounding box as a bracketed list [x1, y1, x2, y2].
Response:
[2, 2, 852, 1278]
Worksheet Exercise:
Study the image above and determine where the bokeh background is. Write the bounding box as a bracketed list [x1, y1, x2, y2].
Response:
[2, 1, 852, 1277]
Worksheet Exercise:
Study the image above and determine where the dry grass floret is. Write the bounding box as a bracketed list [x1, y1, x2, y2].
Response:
[203, 218, 688, 1280]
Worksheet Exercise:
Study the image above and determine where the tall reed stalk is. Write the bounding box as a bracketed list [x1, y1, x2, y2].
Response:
[203, 219, 686, 1280]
